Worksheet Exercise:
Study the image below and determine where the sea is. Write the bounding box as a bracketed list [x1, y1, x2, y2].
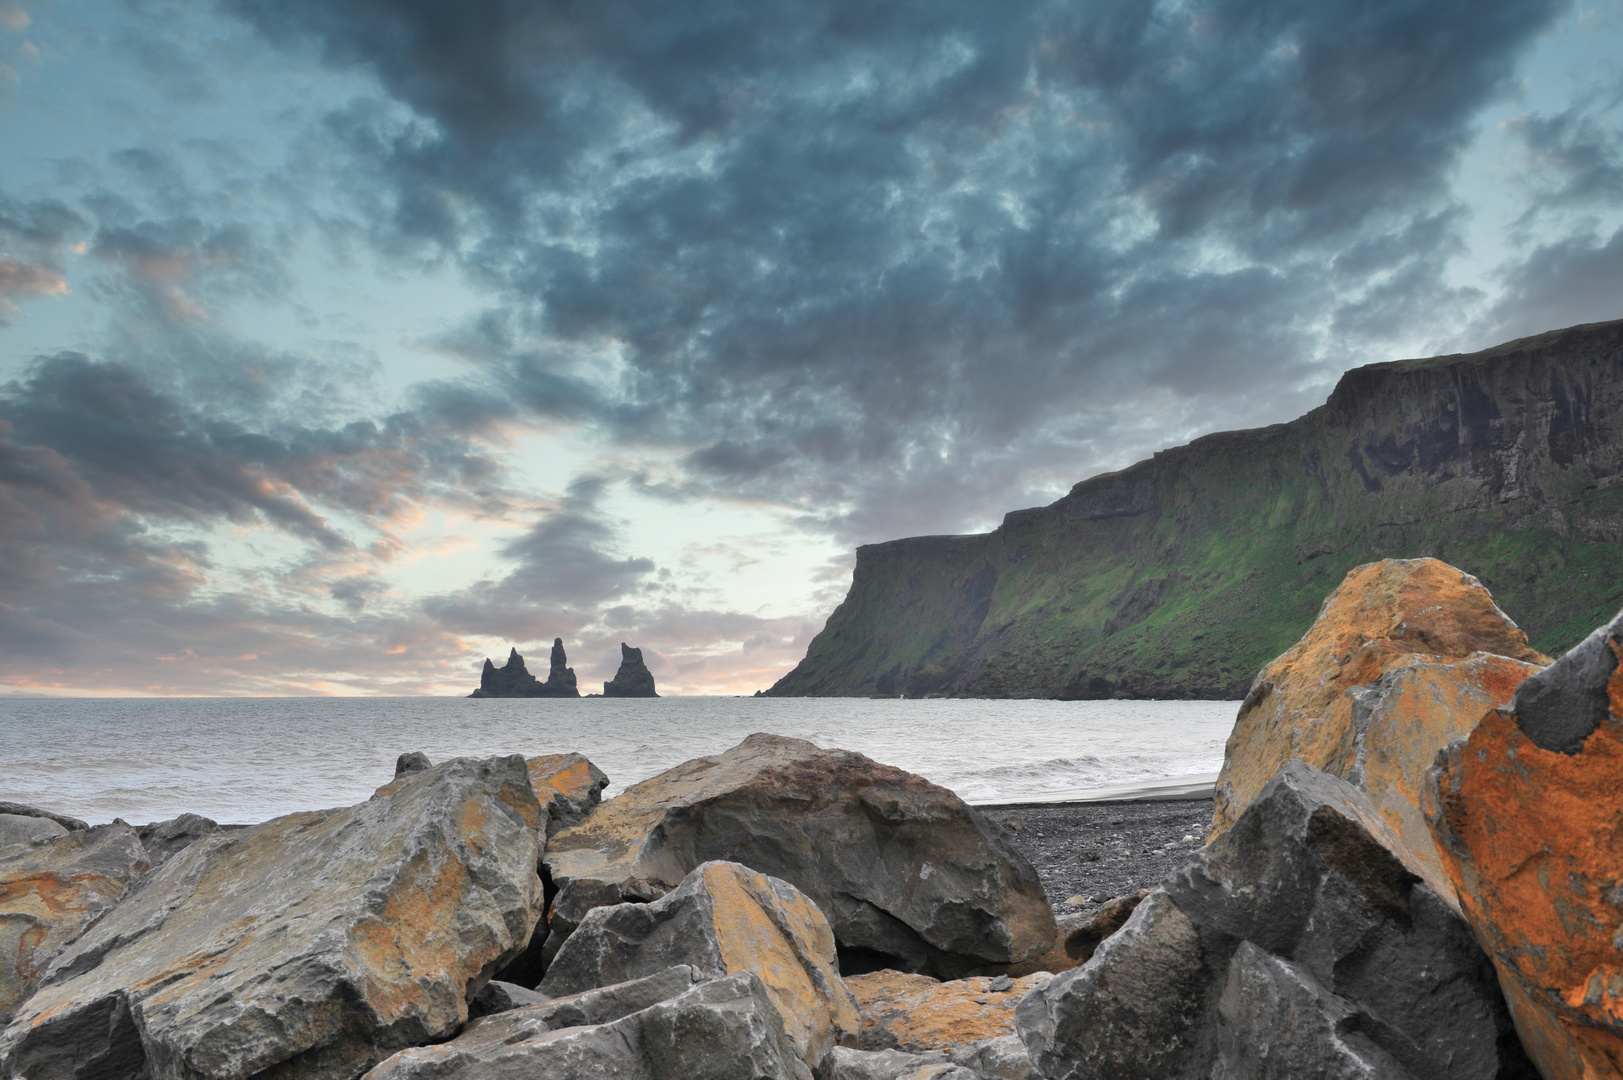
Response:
[0, 696, 1240, 826]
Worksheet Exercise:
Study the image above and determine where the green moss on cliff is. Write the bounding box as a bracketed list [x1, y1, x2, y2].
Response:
[768, 320, 1623, 699]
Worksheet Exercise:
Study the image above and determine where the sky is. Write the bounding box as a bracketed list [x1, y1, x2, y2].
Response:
[1, 0, 1620, 697]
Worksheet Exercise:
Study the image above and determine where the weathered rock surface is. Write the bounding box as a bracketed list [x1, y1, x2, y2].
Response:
[0, 756, 545, 1080]
[1212, 557, 1546, 890]
[0, 823, 148, 1025]
[846, 971, 1047, 1053]
[0, 815, 66, 851]
[1017, 761, 1532, 1080]
[364, 971, 812, 1080]
[0, 803, 87, 834]
[542, 860, 859, 1069]
[542, 734, 1055, 979]
[603, 642, 659, 697]
[527, 752, 610, 837]
[767, 320, 1623, 701]
[949, 1035, 1034, 1080]
[826, 1046, 949, 1080]
[469, 639, 580, 698]
[135, 813, 222, 872]
[1426, 607, 1623, 1080]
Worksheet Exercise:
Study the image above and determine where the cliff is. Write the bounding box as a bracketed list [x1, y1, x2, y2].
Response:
[766, 319, 1623, 699]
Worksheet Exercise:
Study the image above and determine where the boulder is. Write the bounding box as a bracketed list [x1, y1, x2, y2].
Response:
[0, 815, 66, 851]
[949, 1035, 1035, 1080]
[1212, 558, 1546, 886]
[527, 752, 610, 837]
[394, 751, 432, 777]
[846, 970, 1049, 1053]
[542, 860, 859, 1069]
[1060, 890, 1149, 964]
[0, 803, 87, 834]
[363, 971, 811, 1080]
[0, 823, 148, 1025]
[466, 979, 549, 1019]
[0, 756, 545, 1080]
[826, 1047, 950, 1080]
[1425, 608, 1623, 1080]
[135, 813, 222, 872]
[603, 642, 659, 697]
[1016, 761, 1531, 1080]
[542, 733, 1055, 978]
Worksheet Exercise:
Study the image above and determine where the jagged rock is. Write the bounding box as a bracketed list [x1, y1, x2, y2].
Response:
[0, 815, 66, 851]
[485, 753, 611, 989]
[470, 966, 695, 1030]
[1212, 557, 1545, 891]
[603, 642, 659, 697]
[0, 756, 545, 1080]
[542, 734, 1055, 979]
[1061, 889, 1149, 964]
[0, 803, 87, 833]
[468, 640, 580, 698]
[135, 813, 222, 872]
[542, 860, 859, 1069]
[527, 752, 610, 837]
[846, 971, 1048, 1053]
[0, 823, 148, 1025]
[466, 979, 549, 1019]
[1426, 608, 1623, 1080]
[1016, 761, 1532, 1080]
[364, 972, 812, 1080]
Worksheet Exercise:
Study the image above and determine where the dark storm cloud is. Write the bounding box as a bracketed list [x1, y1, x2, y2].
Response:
[1486, 226, 1623, 342]
[1503, 84, 1623, 212]
[228, 0, 1570, 545]
[424, 475, 656, 641]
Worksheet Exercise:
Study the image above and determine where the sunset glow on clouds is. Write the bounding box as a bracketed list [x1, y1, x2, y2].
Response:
[1, 0, 1621, 695]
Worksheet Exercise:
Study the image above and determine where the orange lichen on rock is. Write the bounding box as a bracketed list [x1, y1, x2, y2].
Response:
[525, 753, 609, 836]
[845, 969, 1051, 1052]
[1212, 558, 1547, 883]
[1426, 616, 1623, 1080]
[0, 823, 148, 1024]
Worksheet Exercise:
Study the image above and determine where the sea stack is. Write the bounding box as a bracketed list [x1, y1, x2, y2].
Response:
[603, 643, 658, 697]
[469, 639, 580, 697]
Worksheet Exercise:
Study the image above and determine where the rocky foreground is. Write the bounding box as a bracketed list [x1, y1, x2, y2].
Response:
[3, 557, 1621, 1079]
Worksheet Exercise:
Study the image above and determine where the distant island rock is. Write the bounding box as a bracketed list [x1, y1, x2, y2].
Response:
[470, 639, 580, 698]
[602, 643, 658, 697]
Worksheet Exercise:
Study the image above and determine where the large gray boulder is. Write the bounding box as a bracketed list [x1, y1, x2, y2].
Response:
[542, 734, 1056, 978]
[0, 756, 545, 1080]
[542, 860, 860, 1071]
[0, 824, 148, 1025]
[1016, 761, 1533, 1080]
[135, 813, 223, 872]
[0, 815, 67, 851]
[363, 971, 812, 1080]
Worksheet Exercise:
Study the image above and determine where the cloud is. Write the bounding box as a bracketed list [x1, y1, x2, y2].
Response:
[226, 0, 1569, 547]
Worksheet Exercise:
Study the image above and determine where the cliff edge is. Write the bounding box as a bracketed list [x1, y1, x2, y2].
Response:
[766, 319, 1623, 699]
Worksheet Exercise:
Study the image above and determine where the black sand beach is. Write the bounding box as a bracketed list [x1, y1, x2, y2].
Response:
[981, 798, 1214, 919]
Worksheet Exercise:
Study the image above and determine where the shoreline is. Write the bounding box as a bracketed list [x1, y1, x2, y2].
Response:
[980, 797, 1214, 921]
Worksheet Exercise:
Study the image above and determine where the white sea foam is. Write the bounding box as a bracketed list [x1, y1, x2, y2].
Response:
[0, 696, 1239, 825]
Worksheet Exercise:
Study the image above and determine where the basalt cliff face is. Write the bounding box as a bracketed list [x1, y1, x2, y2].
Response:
[766, 319, 1623, 699]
